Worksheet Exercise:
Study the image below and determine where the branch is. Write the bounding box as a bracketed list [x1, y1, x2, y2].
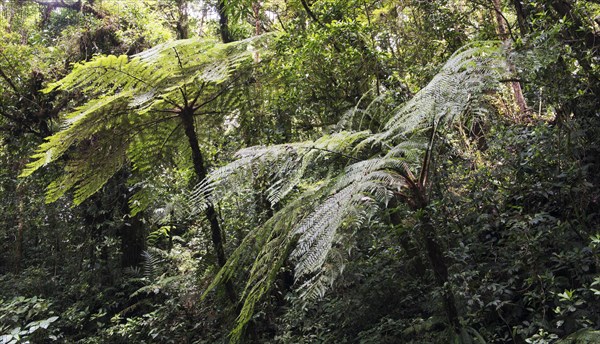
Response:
[0, 65, 20, 95]
[499, 78, 525, 83]
[300, 0, 326, 28]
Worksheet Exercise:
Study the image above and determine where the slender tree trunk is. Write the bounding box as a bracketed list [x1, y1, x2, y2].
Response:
[50, 209, 60, 276]
[14, 182, 24, 272]
[116, 168, 146, 268]
[217, 0, 233, 43]
[253, 1, 261, 36]
[492, 0, 528, 116]
[392, 187, 459, 331]
[175, 0, 189, 39]
[179, 108, 237, 302]
[120, 214, 145, 268]
[420, 213, 460, 333]
[387, 200, 426, 275]
[512, 0, 529, 35]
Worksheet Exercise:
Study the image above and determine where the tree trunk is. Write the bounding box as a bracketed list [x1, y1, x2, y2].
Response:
[387, 200, 427, 275]
[217, 0, 233, 43]
[179, 108, 237, 302]
[14, 182, 24, 273]
[393, 188, 460, 331]
[175, 0, 189, 39]
[512, 0, 529, 35]
[116, 169, 146, 268]
[253, 1, 261, 36]
[120, 210, 146, 269]
[420, 213, 460, 333]
[492, 0, 528, 116]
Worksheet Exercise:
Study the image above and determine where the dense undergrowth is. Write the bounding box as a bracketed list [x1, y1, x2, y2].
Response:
[1, 1, 600, 343]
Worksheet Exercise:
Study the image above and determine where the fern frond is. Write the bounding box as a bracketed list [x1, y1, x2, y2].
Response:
[203, 41, 510, 343]
[141, 249, 163, 282]
[360, 41, 506, 150]
[23, 34, 275, 208]
[196, 130, 372, 213]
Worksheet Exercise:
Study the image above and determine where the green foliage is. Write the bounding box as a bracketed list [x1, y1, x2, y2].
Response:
[3, 1, 600, 343]
[20, 33, 274, 210]
[203, 40, 509, 342]
[0, 296, 59, 343]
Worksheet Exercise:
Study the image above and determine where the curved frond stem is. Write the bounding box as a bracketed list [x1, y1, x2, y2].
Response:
[179, 86, 189, 108]
[189, 82, 208, 108]
[191, 77, 240, 112]
[82, 65, 151, 88]
[172, 47, 184, 71]
[158, 122, 183, 155]
[302, 146, 361, 162]
[419, 114, 444, 188]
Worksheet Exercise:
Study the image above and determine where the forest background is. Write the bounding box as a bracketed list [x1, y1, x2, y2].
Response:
[0, 0, 600, 343]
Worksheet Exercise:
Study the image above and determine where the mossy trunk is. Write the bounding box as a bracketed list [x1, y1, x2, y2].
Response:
[14, 183, 24, 273]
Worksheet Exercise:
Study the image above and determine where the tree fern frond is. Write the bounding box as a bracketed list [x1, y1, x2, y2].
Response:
[23, 34, 275, 209]
[201, 186, 326, 342]
[203, 41, 510, 343]
[366, 41, 506, 149]
[189, 130, 372, 217]
[290, 185, 355, 278]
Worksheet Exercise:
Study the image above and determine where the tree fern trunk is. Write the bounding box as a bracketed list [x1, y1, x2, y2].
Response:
[420, 212, 460, 333]
[179, 108, 237, 302]
[388, 201, 426, 275]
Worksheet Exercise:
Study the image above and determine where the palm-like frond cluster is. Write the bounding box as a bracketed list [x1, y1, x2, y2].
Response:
[20, 34, 274, 209]
[202, 41, 509, 341]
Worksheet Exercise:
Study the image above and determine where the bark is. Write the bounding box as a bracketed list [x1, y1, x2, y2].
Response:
[110, 168, 146, 268]
[253, 1, 261, 36]
[492, 0, 510, 40]
[217, 0, 233, 43]
[179, 108, 237, 302]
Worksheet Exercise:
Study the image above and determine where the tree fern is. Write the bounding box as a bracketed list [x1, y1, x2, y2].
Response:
[20, 34, 274, 208]
[19, 34, 276, 303]
[201, 41, 510, 342]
